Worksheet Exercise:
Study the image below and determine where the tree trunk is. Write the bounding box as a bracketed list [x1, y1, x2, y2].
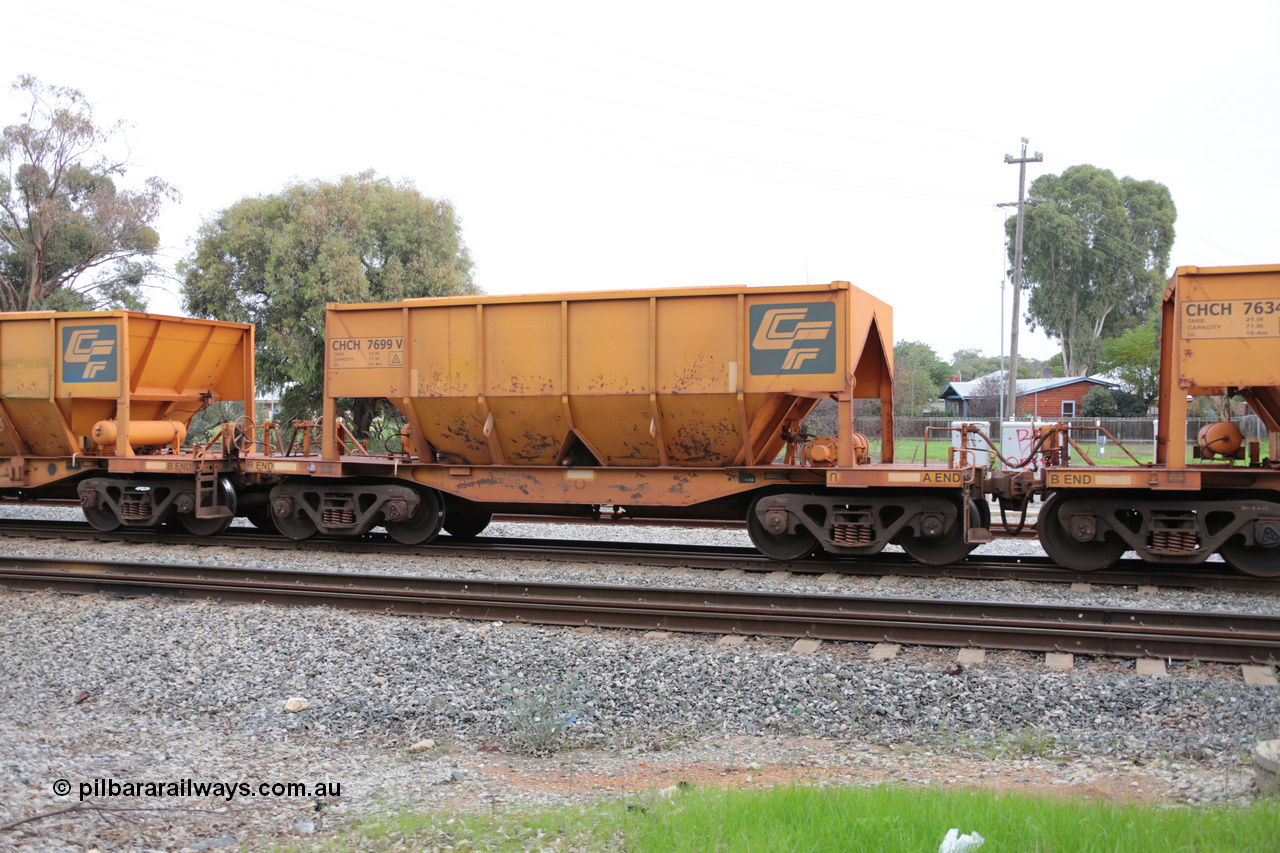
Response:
[350, 398, 376, 442]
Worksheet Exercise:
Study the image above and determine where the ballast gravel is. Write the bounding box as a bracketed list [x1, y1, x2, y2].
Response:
[0, 507, 1277, 851]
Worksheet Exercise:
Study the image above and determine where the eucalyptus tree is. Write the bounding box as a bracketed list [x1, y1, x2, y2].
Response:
[893, 340, 950, 415]
[0, 75, 177, 311]
[179, 171, 477, 437]
[1007, 165, 1175, 376]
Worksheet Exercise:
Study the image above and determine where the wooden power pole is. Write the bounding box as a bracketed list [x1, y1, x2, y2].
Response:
[1001, 138, 1043, 419]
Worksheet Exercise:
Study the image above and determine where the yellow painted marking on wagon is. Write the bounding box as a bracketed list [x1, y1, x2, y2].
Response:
[1047, 471, 1136, 487]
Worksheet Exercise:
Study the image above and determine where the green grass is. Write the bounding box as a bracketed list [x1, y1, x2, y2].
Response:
[289, 784, 1280, 852]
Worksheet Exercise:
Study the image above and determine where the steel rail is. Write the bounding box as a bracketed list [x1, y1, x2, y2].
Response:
[0, 518, 1275, 593]
[0, 506, 1037, 536]
[493, 513, 1041, 538]
[1, 556, 1278, 664]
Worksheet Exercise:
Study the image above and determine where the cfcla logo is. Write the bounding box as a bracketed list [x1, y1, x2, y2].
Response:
[781, 347, 822, 370]
[753, 309, 832, 348]
[62, 325, 118, 383]
[748, 303, 836, 375]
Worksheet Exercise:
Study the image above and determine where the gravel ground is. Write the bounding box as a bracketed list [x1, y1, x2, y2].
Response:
[1, 505, 1278, 852]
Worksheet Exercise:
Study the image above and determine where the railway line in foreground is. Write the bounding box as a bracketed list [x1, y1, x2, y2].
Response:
[2, 555, 1278, 665]
[0, 517, 1276, 593]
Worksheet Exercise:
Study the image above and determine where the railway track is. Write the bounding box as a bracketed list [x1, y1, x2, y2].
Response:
[0, 517, 1276, 593]
[1, 555, 1277, 664]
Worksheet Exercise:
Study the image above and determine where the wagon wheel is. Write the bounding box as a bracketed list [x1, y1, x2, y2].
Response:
[179, 477, 237, 536]
[1036, 492, 1126, 572]
[746, 494, 819, 561]
[84, 506, 121, 532]
[385, 488, 444, 546]
[975, 497, 992, 530]
[442, 497, 492, 540]
[1218, 536, 1280, 577]
[273, 512, 318, 540]
[896, 498, 981, 566]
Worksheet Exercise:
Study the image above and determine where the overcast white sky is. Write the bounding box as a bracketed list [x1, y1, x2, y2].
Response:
[5, 0, 1278, 365]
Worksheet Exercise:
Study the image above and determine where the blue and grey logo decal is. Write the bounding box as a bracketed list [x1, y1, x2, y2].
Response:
[61, 325, 118, 383]
[749, 303, 835, 374]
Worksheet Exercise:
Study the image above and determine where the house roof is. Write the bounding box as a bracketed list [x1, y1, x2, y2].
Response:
[940, 370, 1119, 401]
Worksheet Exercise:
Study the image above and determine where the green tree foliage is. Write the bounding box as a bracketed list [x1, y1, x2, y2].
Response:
[1015, 356, 1055, 380]
[1044, 353, 1065, 378]
[949, 349, 1058, 384]
[0, 75, 177, 312]
[1080, 386, 1120, 418]
[1097, 320, 1161, 406]
[1114, 391, 1147, 417]
[1081, 386, 1148, 418]
[893, 340, 950, 414]
[949, 348, 1002, 382]
[1008, 164, 1175, 377]
[179, 171, 477, 437]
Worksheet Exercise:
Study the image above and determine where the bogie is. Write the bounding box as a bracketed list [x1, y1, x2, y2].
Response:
[267, 481, 441, 542]
[1037, 491, 1280, 574]
[75, 476, 237, 537]
[745, 490, 985, 564]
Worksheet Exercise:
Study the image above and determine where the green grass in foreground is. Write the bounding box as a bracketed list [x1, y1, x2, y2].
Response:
[295, 784, 1280, 852]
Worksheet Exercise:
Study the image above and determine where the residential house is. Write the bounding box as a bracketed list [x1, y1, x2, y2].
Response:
[940, 371, 1120, 420]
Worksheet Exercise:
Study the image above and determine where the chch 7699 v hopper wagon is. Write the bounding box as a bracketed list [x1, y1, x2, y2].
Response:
[250, 282, 992, 564]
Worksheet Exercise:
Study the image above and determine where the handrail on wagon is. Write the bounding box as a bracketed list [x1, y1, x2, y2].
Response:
[278, 419, 371, 458]
[923, 423, 1151, 470]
